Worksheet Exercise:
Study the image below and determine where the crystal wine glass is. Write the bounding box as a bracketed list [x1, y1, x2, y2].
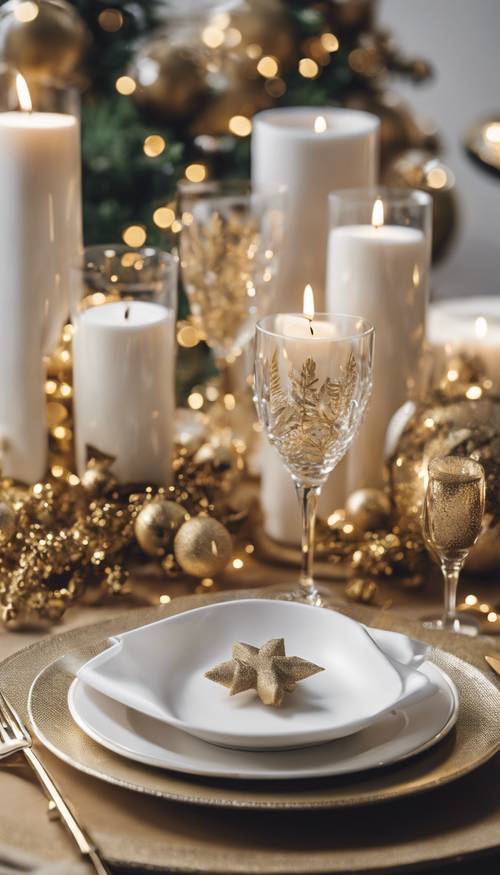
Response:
[254, 306, 374, 605]
[178, 180, 286, 397]
[422, 456, 485, 636]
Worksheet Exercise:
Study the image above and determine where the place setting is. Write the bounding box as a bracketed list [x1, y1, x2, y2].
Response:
[0, 2, 500, 874]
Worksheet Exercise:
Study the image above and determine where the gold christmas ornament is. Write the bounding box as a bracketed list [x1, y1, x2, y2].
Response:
[130, 34, 209, 124]
[0, 500, 15, 545]
[174, 515, 233, 577]
[205, 638, 324, 707]
[345, 488, 391, 532]
[383, 148, 458, 263]
[464, 116, 500, 177]
[0, 0, 89, 82]
[135, 499, 189, 558]
[388, 395, 500, 573]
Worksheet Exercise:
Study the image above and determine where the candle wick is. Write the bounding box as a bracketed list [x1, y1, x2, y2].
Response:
[124, 305, 130, 320]
[305, 316, 314, 336]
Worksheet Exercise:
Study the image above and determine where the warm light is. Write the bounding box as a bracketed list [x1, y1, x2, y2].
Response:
[185, 163, 206, 182]
[466, 385, 482, 400]
[98, 8, 123, 31]
[122, 225, 146, 247]
[246, 43, 262, 60]
[426, 166, 448, 190]
[14, 0, 39, 22]
[257, 55, 278, 78]
[116, 75, 136, 95]
[314, 115, 327, 134]
[177, 323, 200, 348]
[229, 115, 252, 137]
[171, 219, 182, 233]
[153, 206, 175, 229]
[424, 417, 434, 428]
[16, 74, 32, 112]
[224, 393, 236, 411]
[320, 32, 339, 52]
[303, 283, 315, 321]
[479, 603, 490, 613]
[202, 25, 224, 48]
[143, 134, 166, 157]
[465, 594, 478, 606]
[475, 316, 488, 338]
[188, 392, 204, 410]
[159, 594, 171, 604]
[371, 198, 384, 228]
[447, 368, 459, 382]
[232, 558, 243, 569]
[485, 122, 500, 143]
[488, 611, 498, 623]
[225, 27, 242, 47]
[181, 211, 193, 226]
[298, 58, 319, 78]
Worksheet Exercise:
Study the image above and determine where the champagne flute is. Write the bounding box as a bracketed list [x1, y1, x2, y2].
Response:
[254, 293, 374, 605]
[422, 456, 485, 635]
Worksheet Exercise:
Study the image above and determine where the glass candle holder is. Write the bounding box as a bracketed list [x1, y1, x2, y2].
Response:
[71, 245, 178, 486]
[0, 64, 82, 484]
[326, 187, 432, 500]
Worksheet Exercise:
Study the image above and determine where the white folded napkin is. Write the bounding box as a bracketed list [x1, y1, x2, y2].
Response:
[78, 616, 434, 723]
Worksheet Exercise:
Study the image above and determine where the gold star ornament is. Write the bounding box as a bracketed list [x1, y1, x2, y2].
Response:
[205, 638, 324, 707]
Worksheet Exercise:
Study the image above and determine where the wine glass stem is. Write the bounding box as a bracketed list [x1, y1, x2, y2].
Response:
[295, 483, 321, 603]
[441, 560, 462, 624]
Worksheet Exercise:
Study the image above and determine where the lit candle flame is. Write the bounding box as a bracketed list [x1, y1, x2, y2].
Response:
[16, 73, 32, 112]
[303, 283, 315, 335]
[371, 198, 384, 229]
[314, 115, 327, 134]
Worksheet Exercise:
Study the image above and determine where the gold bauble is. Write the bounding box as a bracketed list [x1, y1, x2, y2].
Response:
[80, 465, 116, 497]
[0, 0, 88, 82]
[0, 500, 15, 545]
[383, 148, 458, 263]
[345, 488, 391, 532]
[130, 35, 209, 123]
[135, 500, 189, 558]
[174, 516, 233, 578]
[464, 116, 500, 177]
[388, 396, 500, 573]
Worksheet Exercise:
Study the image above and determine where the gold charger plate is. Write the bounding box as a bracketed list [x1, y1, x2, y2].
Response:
[19, 592, 500, 810]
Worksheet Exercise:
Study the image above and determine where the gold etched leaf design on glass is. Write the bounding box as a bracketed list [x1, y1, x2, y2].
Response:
[181, 210, 261, 356]
[269, 351, 358, 475]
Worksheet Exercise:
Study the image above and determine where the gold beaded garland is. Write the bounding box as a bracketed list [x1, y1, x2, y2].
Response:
[135, 499, 189, 558]
[174, 516, 233, 578]
[0, 500, 15, 545]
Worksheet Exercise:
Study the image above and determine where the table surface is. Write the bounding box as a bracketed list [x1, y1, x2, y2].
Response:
[1, 559, 499, 875]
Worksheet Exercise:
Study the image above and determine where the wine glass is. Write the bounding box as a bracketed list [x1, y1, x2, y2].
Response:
[422, 456, 485, 636]
[177, 180, 286, 400]
[254, 306, 374, 605]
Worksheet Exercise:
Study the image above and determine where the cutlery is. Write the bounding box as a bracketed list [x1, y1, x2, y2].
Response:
[485, 654, 500, 677]
[0, 690, 111, 875]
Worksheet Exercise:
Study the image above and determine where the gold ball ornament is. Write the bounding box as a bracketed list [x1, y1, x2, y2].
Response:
[174, 515, 233, 578]
[388, 395, 500, 573]
[130, 35, 209, 124]
[0, 500, 15, 544]
[135, 499, 189, 558]
[383, 148, 458, 263]
[0, 0, 89, 82]
[80, 465, 116, 497]
[345, 488, 391, 532]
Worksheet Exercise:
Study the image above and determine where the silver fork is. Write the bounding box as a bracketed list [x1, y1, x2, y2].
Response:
[0, 690, 112, 875]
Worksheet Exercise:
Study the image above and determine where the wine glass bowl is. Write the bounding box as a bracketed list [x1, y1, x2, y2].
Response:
[178, 180, 286, 363]
[254, 313, 374, 604]
[422, 455, 485, 635]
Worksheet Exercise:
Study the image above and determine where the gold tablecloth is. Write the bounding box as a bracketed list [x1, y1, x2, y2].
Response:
[0, 562, 499, 875]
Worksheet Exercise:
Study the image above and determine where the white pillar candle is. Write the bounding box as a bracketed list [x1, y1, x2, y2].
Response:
[252, 107, 379, 543]
[326, 201, 428, 494]
[427, 296, 500, 388]
[0, 78, 81, 482]
[73, 301, 175, 485]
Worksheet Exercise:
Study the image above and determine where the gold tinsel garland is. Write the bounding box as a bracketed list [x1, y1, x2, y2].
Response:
[0, 435, 247, 630]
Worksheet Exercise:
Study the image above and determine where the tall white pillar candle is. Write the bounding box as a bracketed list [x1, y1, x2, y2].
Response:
[0, 85, 81, 482]
[327, 204, 428, 494]
[73, 301, 175, 485]
[252, 107, 379, 543]
[427, 296, 500, 388]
